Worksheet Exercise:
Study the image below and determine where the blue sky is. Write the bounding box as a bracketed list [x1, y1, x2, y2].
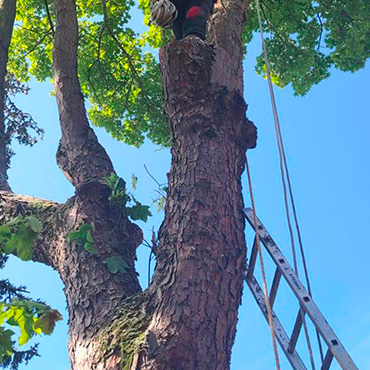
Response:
[2, 8, 370, 370]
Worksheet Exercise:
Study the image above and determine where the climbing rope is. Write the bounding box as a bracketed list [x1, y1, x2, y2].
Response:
[245, 156, 281, 370]
[150, 0, 178, 29]
[253, 0, 324, 367]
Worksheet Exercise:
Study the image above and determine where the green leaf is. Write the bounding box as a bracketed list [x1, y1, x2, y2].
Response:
[7, 215, 23, 226]
[86, 231, 93, 243]
[18, 317, 33, 345]
[84, 242, 98, 255]
[106, 257, 129, 274]
[22, 300, 49, 313]
[126, 202, 152, 222]
[4, 307, 33, 346]
[68, 224, 97, 256]
[131, 174, 138, 190]
[0, 327, 14, 362]
[3, 235, 18, 254]
[27, 216, 43, 233]
[0, 215, 40, 259]
[79, 224, 91, 234]
[0, 225, 12, 243]
[67, 231, 82, 241]
[16, 231, 36, 261]
[34, 309, 63, 335]
[156, 196, 166, 212]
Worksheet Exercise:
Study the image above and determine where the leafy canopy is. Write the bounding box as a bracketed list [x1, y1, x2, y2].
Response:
[8, 0, 370, 147]
[246, 0, 370, 95]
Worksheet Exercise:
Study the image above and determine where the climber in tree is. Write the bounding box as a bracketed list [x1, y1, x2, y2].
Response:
[150, 0, 215, 40]
[171, 0, 214, 40]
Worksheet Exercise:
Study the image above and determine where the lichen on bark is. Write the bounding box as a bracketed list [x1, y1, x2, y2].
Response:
[94, 294, 152, 370]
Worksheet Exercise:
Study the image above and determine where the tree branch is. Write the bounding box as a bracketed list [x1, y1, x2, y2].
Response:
[53, 0, 114, 188]
[0, 191, 63, 267]
[0, 0, 16, 191]
[51, 4, 145, 364]
[43, 0, 55, 36]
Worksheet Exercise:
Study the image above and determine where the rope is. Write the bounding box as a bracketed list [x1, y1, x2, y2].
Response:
[254, 0, 323, 367]
[245, 156, 281, 370]
[150, 0, 178, 29]
[278, 131, 325, 362]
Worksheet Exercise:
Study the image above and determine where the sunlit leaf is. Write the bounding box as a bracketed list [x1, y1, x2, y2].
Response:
[34, 309, 63, 335]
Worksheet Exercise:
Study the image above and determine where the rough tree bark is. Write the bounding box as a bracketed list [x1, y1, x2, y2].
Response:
[0, 0, 257, 368]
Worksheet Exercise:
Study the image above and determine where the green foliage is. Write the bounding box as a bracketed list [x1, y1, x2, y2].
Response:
[131, 174, 138, 191]
[0, 300, 62, 361]
[6, 0, 370, 150]
[67, 223, 98, 255]
[0, 255, 40, 368]
[0, 328, 14, 362]
[103, 173, 152, 222]
[105, 256, 129, 274]
[125, 202, 151, 222]
[5, 75, 44, 170]
[153, 195, 166, 213]
[246, 0, 370, 95]
[151, 185, 167, 212]
[0, 216, 43, 261]
[104, 172, 130, 207]
[9, 0, 170, 147]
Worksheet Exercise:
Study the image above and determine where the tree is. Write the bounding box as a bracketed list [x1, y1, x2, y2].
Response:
[0, 0, 369, 368]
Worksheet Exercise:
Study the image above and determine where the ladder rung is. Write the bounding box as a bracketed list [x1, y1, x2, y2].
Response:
[269, 268, 282, 307]
[243, 208, 359, 370]
[247, 236, 258, 279]
[288, 308, 305, 353]
[321, 349, 334, 370]
[245, 273, 308, 369]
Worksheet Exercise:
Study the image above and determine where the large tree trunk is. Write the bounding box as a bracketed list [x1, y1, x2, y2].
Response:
[131, 40, 256, 369]
[0, 0, 257, 368]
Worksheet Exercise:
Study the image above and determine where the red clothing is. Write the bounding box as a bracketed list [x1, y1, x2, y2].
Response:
[170, 0, 215, 39]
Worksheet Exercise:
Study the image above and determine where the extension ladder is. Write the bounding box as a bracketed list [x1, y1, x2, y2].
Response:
[243, 208, 358, 370]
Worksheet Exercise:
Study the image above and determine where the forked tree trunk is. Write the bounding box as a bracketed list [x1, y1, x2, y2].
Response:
[84, 40, 256, 370]
[0, 0, 257, 368]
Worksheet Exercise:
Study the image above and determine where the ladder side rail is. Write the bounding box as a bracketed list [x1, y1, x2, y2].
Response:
[245, 272, 308, 370]
[243, 208, 359, 370]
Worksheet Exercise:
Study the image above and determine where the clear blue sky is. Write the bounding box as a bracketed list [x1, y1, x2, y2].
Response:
[2, 8, 370, 370]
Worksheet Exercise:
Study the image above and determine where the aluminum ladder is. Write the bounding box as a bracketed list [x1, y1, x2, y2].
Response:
[243, 208, 358, 370]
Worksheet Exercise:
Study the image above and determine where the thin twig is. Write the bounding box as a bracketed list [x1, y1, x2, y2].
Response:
[144, 164, 166, 197]
[43, 0, 55, 35]
[316, 13, 324, 51]
[22, 30, 53, 58]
